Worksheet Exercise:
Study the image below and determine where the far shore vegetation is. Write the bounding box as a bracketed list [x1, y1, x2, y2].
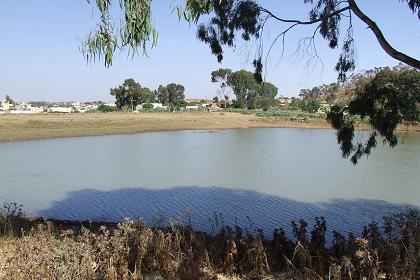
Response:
[1, 65, 419, 148]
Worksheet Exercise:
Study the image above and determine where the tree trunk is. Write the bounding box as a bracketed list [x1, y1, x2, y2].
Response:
[348, 0, 420, 70]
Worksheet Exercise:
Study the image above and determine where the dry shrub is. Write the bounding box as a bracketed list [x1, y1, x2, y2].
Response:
[0, 209, 418, 280]
[239, 233, 270, 279]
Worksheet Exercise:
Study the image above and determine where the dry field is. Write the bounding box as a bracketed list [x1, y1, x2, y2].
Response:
[0, 112, 418, 143]
[0, 112, 332, 142]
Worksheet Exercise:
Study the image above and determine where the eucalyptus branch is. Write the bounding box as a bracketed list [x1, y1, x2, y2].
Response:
[348, 0, 420, 69]
[259, 6, 350, 25]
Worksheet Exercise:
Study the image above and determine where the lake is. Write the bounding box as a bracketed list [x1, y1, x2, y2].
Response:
[0, 128, 418, 237]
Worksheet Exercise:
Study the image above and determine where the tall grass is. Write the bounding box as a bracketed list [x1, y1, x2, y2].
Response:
[0, 206, 418, 280]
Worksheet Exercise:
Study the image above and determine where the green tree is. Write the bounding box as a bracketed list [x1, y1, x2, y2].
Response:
[110, 85, 127, 109]
[300, 83, 339, 101]
[139, 87, 156, 104]
[156, 85, 169, 105]
[211, 68, 232, 108]
[327, 67, 420, 164]
[170, 99, 187, 112]
[255, 82, 278, 110]
[303, 99, 321, 113]
[156, 83, 186, 105]
[258, 82, 278, 99]
[5, 95, 14, 104]
[166, 83, 185, 104]
[110, 78, 154, 110]
[110, 78, 141, 110]
[256, 98, 276, 111]
[227, 70, 278, 109]
[124, 78, 142, 110]
[228, 70, 258, 109]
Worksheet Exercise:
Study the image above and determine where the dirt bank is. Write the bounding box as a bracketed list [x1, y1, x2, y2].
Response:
[0, 112, 418, 142]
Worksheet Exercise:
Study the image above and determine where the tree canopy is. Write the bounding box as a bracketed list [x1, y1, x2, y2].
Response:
[111, 78, 155, 110]
[156, 83, 186, 105]
[327, 66, 420, 164]
[110, 79, 186, 110]
[211, 68, 234, 108]
[224, 69, 278, 109]
[4, 95, 14, 104]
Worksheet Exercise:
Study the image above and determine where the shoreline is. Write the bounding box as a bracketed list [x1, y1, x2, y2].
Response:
[0, 112, 418, 143]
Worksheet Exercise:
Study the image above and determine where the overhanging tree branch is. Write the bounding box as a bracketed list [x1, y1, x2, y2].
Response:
[260, 1, 419, 70]
[348, 0, 420, 69]
[259, 6, 350, 25]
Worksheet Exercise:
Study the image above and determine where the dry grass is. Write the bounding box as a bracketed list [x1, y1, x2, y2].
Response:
[1, 112, 418, 143]
[0, 208, 418, 280]
[0, 112, 335, 142]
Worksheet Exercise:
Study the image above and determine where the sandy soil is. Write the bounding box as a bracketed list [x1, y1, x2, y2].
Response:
[0, 112, 417, 142]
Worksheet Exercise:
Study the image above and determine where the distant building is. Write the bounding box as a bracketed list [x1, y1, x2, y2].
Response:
[277, 97, 292, 105]
[30, 106, 45, 114]
[202, 103, 221, 111]
[185, 105, 199, 110]
[72, 103, 98, 113]
[104, 102, 117, 107]
[49, 106, 74, 113]
[1, 99, 13, 110]
[10, 110, 32, 114]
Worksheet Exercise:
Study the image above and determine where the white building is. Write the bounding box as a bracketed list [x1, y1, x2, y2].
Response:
[50, 106, 74, 113]
[104, 102, 117, 107]
[277, 97, 292, 105]
[30, 106, 45, 114]
[185, 105, 199, 110]
[1, 99, 13, 110]
[10, 110, 32, 114]
[71, 103, 98, 113]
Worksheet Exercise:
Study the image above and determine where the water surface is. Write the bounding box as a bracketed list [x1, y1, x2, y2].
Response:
[0, 128, 418, 235]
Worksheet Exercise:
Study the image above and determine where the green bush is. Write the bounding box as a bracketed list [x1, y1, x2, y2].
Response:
[256, 98, 276, 111]
[302, 99, 321, 113]
[139, 107, 169, 113]
[256, 106, 325, 119]
[97, 104, 118, 113]
[225, 108, 259, 114]
[142, 103, 154, 110]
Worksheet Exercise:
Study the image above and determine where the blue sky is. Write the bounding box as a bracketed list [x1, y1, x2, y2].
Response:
[0, 0, 418, 102]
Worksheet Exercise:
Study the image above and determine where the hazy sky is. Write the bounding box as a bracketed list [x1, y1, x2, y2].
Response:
[0, 1, 418, 102]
